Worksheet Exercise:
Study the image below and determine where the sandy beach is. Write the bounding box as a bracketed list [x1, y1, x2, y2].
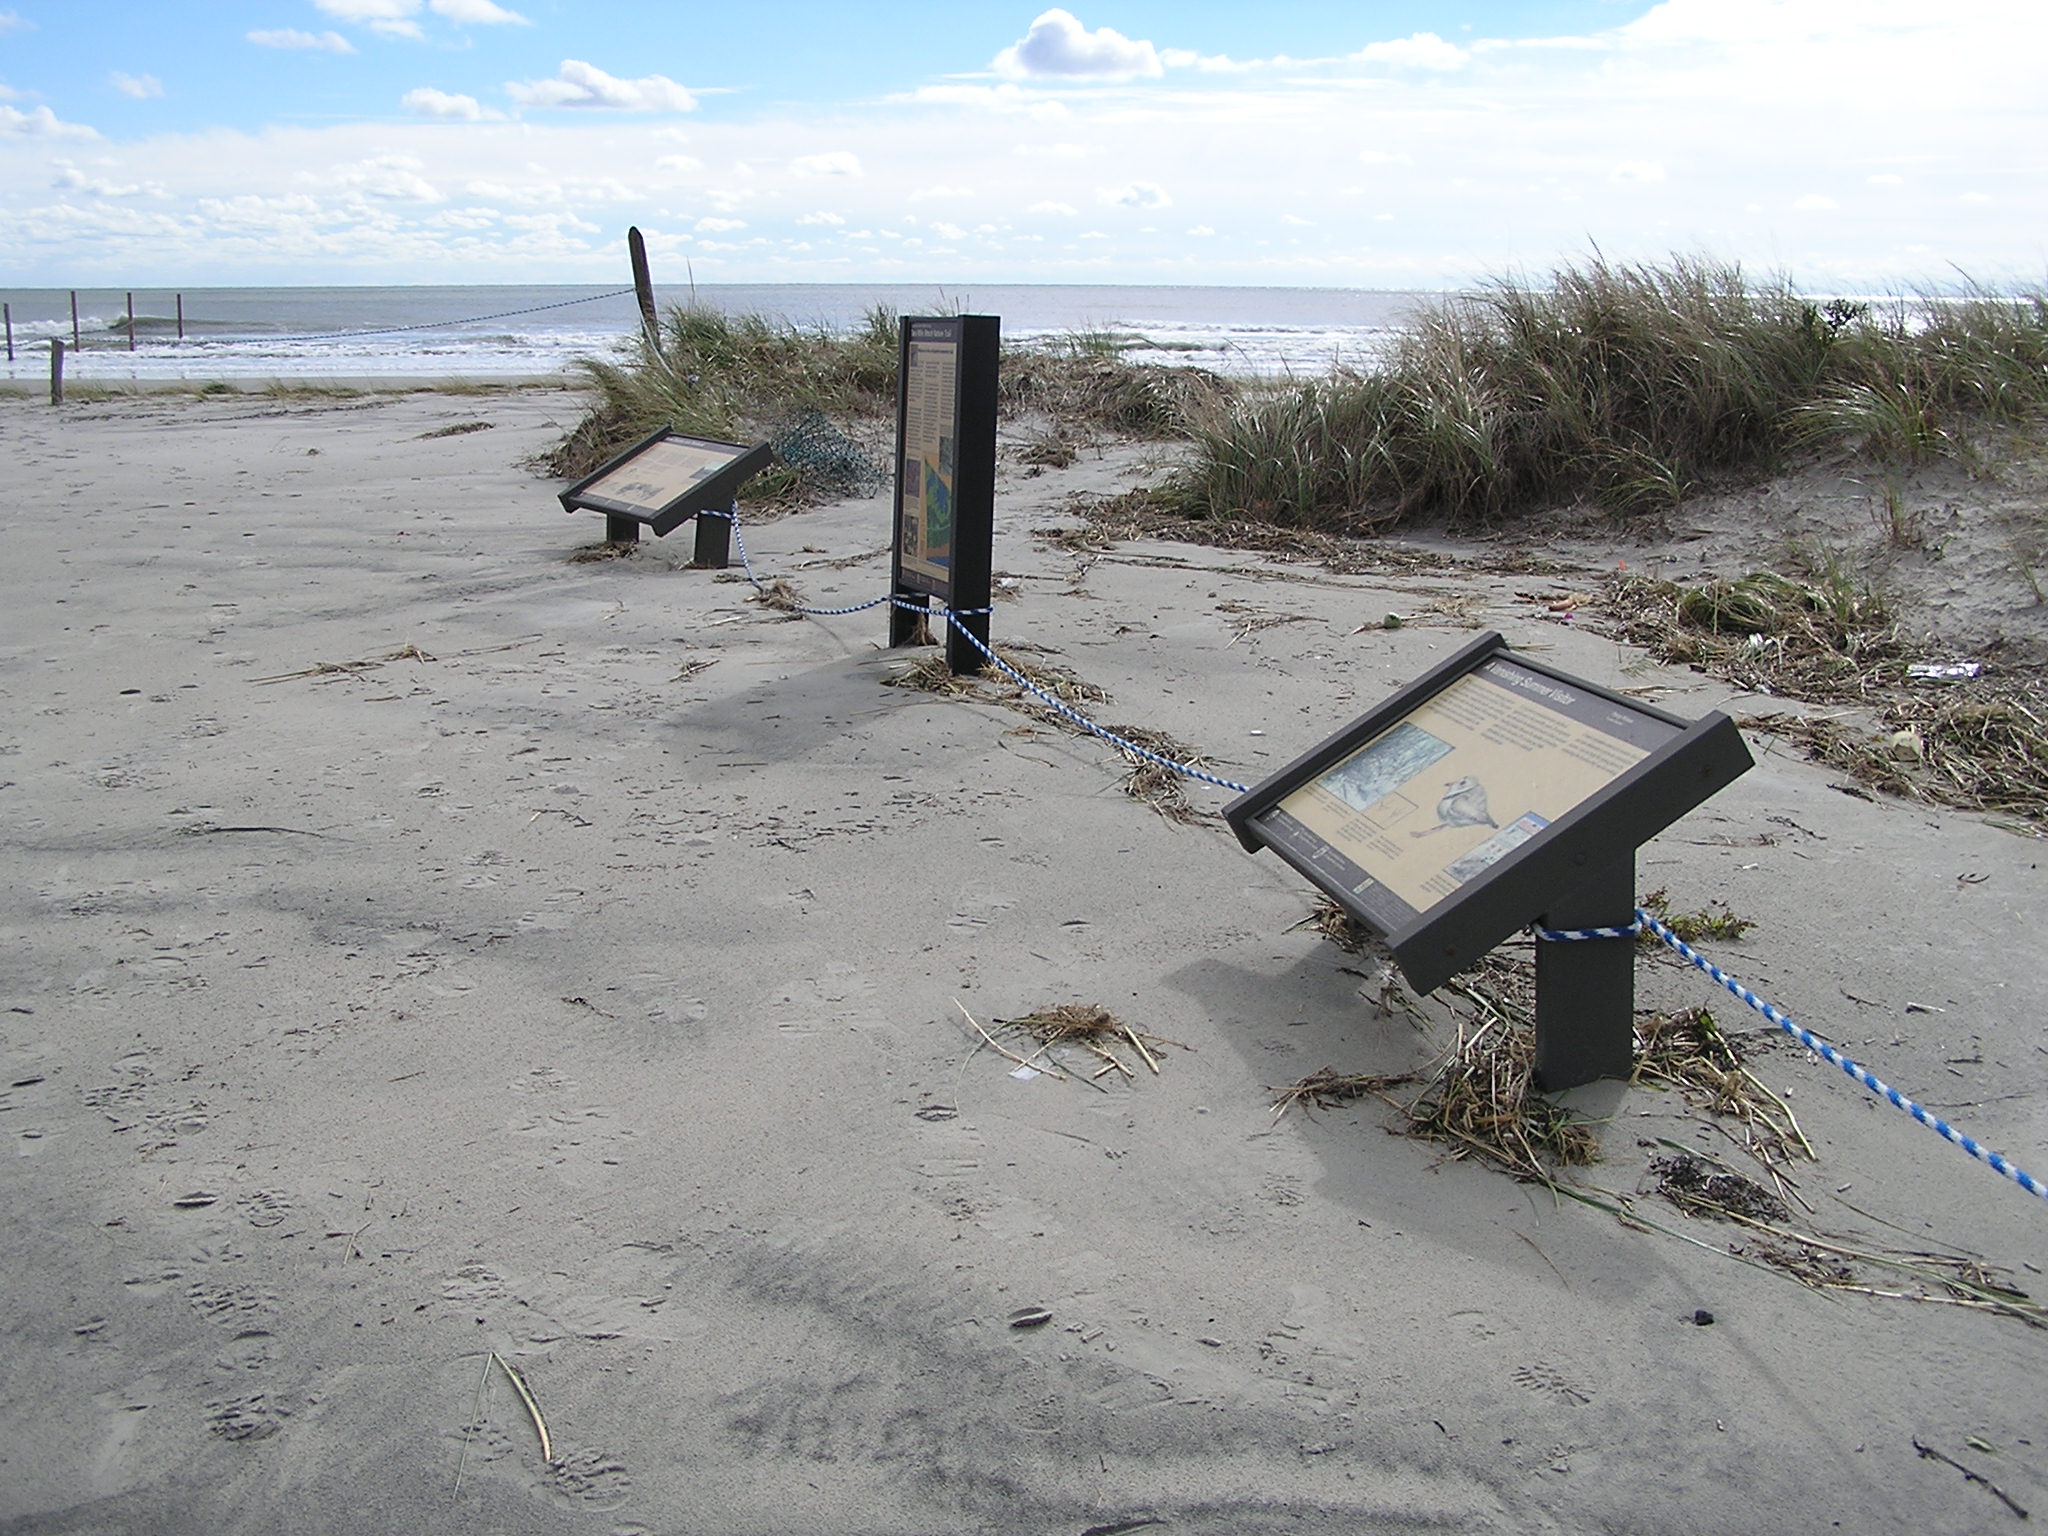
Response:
[2, 383, 2043, 1535]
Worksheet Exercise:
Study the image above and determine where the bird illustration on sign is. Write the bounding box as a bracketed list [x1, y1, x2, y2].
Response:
[1411, 775, 1497, 838]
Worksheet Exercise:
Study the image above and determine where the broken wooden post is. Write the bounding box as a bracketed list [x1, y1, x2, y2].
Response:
[627, 226, 658, 348]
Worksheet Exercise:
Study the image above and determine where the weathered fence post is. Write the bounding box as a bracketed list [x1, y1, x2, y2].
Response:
[627, 226, 658, 348]
[176, 293, 184, 341]
[4, 302, 12, 363]
[127, 292, 136, 352]
[70, 291, 80, 350]
[50, 338, 64, 405]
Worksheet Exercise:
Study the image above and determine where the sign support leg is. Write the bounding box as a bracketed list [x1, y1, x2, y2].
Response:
[1533, 856, 1637, 1090]
[692, 511, 731, 569]
[944, 607, 988, 676]
[605, 513, 640, 545]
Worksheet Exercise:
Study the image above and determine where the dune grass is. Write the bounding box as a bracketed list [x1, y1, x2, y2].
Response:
[539, 303, 902, 494]
[542, 301, 1234, 496]
[1166, 257, 2048, 531]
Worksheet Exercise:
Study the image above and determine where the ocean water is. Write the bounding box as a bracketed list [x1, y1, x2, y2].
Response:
[0, 283, 1428, 386]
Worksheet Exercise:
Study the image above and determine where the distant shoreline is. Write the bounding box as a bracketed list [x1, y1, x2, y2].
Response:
[0, 373, 579, 397]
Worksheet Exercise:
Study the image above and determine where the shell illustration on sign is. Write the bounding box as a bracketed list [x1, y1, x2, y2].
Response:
[1412, 775, 1497, 838]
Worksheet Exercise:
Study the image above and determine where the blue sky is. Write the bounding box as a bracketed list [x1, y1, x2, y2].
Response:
[0, 1, 2040, 287]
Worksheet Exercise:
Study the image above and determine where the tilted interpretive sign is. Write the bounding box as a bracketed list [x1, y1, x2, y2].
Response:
[1226, 632, 1754, 1087]
[557, 428, 773, 564]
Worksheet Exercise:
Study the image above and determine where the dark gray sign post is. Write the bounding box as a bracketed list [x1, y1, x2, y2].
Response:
[1225, 632, 1754, 1089]
[890, 315, 999, 675]
[556, 428, 772, 566]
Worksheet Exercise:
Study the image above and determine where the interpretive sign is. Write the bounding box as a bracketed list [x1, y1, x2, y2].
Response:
[890, 315, 998, 673]
[557, 428, 773, 564]
[1226, 632, 1754, 1087]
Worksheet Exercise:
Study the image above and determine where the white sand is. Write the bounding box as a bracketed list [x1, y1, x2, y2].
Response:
[1, 387, 2043, 1534]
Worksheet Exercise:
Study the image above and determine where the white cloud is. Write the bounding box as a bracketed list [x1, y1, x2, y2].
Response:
[403, 87, 497, 121]
[1186, 225, 1215, 236]
[428, 0, 528, 22]
[111, 72, 163, 100]
[507, 60, 696, 112]
[1159, 47, 1257, 72]
[315, 0, 425, 39]
[655, 153, 702, 172]
[1, 104, 98, 140]
[694, 216, 746, 232]
[1867, 173, 1903, 185]
[0, 11, 28, 33]
[788, 151, 860, 177]
[1356, 149, 1413, 166]
[1350, 32, 1469, 70]
[247, 28, 356, 53]
[908, 184, 974, 201]
[796, 210, 844, 226]
[903, 83, 1070, 120]
[315, 0, 416, 30]
[1098, 181, 1170, 210]
[1794, 193, 1839, 211]
[1610, 160, 1666, 183]
[930, 221, 965, 240]
[327, 153, 444, 201]
[993, 9, 1164, 81]
[1028, 200, 1077, 216]
[51, 160, 159, 197]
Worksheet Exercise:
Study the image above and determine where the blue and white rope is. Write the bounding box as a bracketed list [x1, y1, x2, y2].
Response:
[933, 614, 1255, 796]
[1536, 910, 2047, 1204]
[723, 508, 890, 618]
[723, 505, 1252, 796]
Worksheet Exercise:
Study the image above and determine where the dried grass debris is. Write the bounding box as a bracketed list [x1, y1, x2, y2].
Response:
[1599, 567, 1906, 701]
[992, 1002, 1179, 1082]
[1632, 1007, 1813, 1171]
[1746, 687, 2048, 834]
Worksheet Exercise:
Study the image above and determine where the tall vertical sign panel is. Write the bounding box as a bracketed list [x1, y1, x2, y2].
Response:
[890, 315, 999, 674]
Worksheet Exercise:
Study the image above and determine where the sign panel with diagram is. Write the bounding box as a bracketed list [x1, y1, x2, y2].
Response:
[556, 427, 773, 559]
[1226, 633, 1754, 999]
[890, 315, 998, 673]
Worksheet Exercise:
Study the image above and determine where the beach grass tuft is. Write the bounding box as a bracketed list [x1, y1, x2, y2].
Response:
[1167, 256, 2048, 530]
[1638, 890, 1757, 945]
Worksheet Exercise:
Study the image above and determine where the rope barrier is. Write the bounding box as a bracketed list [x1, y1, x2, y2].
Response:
[934, 616, 1254, 796]
[720, 499, 2041, 1209]
[1535, 912, 2048, 1204]
[221, 288, 641, 346]
[722, 509, 891, 618]
[722, 504, 1252, 795]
